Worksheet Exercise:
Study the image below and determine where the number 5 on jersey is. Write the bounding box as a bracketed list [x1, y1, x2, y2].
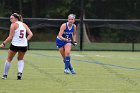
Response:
[19, 30, 24, 38]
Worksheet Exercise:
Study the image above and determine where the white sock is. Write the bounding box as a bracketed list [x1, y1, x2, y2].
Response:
[18, 60, 24, 73]
[3, 61, 11, 75]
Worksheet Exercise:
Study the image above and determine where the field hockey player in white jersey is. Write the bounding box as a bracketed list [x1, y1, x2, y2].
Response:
[0, 13, 33, 80]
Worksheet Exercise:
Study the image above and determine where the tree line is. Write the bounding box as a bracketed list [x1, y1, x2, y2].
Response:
[0, 0, 140, 43]
[1, 0, 140, 19]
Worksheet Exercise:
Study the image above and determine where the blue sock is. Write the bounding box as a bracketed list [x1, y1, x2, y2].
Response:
[69, 63, 73, 71]
[64, 56, 70, 69]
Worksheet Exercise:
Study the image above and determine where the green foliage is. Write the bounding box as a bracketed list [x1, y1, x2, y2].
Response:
[1, 0, 140, 44]
[0, 3, 11, 17]
[40, 0, 75, 18]
[1, 0, 140, 18]
[23, 0, 32, 3]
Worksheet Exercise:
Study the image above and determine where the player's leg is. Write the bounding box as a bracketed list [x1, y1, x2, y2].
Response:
[56, 38, 71, 74]
[59, 47, 69, 74]
[17, 51, 26, 80]
[59, 47, 66, 70]
[64, 43, 76, 74]
[59, 47, 65, 58]
[2, 49, 17, 79]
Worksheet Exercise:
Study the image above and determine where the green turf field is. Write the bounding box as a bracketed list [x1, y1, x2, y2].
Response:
[0, 50, 140, 93]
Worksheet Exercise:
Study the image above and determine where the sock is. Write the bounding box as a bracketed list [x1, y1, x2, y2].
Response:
[3, 61, 11, 75]
[18, 60, 24, 73]
[64, 56, 70, 70]
[69, 63, 73, 71]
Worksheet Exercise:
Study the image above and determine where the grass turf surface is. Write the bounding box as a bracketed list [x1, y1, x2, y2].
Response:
[0, 50, 140, 93]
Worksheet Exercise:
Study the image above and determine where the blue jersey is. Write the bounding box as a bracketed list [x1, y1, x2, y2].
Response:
[56, 22, 75, 48]
[62, 22, 74, 40]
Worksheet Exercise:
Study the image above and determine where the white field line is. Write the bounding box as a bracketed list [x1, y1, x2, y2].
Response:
[73, 54, 85, 57]
[39, 68, 63, 69]
[68, 88, 115, 91]
[95, 54, 139, 60]
[95, 55, 112, 58]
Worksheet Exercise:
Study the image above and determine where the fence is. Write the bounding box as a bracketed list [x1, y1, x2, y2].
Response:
[0, 18, 140, 51]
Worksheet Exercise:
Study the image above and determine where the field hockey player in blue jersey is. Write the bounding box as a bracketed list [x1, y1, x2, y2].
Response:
[56, 14, 77, 74]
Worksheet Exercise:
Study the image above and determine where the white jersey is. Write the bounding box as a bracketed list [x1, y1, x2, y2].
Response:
[11, 21, 28, 46]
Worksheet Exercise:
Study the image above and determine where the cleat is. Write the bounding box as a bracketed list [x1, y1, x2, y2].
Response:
[64, 69, 70, 74]
[70, 70, 76, 74]
[17, 72, 22, 80]
[2, 75, 7, 80]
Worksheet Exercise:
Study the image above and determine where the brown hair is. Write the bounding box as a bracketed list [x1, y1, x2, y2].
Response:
[11, 13, 23, 22]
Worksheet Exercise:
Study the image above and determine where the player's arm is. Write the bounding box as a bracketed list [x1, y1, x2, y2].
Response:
[72, 24, 77, 46]
[58, 24, 71, 42]
[24, 23, 33, 41]
[58, 23, 66, 41]
[0, 23, 15, 48]
[73, 24, 77, 42]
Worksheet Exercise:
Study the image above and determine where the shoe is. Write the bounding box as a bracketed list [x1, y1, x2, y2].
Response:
[64, 69, 70, 74]
[2, 75, 7, 80]
[70, 70, 76, 74]
[17, 72, 22, 80]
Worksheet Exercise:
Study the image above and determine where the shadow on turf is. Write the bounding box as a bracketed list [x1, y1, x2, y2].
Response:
[101, 65, 138, 87]
[26, 60, 69, 87]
